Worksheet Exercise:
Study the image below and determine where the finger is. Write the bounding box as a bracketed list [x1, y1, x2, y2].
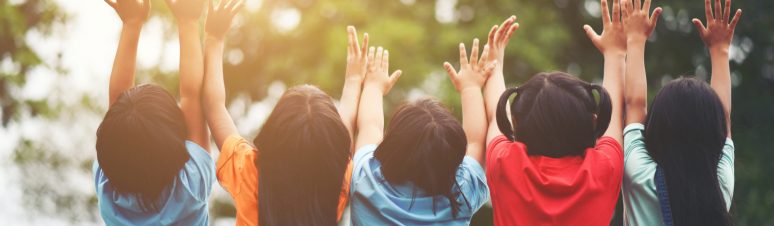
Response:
[643, 0, 651, 13]
[104, 0, 117, 8]
[488, 25, 498, 46]
[479, 45, 490, 68]
[601, 0, 611, 24]
[219, 0, 229, 9]
[714, 0, 722, 21]
[375, 47, 384, 70]
[634, 0, 641, 11]
[498, 16, 515, 43]
[388, 70, 403, 89]
[692, 18, 707, 36]
[583, 25, 600, 41]
[470, 38, 480, 66]
[382, 50, 389, 70]
[367, 47, 376, 68]
[612, 0, 620, 23]
[650, 7, 662, 27]
[723, 0, 731, 24]
[443, 62, 459, 80]
[622, 0, 630, 18]
[209, 0, 214, 10]
[505, 23, 519, 41]
[347, 26, 355, 55]
[459, 43, 469, 67]
[704, 0, 713, 21]
[224, 0, 236, 9]
[231, 0, 245, 12]
[484, 61, 497, 79]
[729, 9, 741, 30]
[361, 33, 369, 56]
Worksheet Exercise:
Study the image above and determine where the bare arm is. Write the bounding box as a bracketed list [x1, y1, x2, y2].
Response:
[620, 0, 662, 127]
[167, 0, 210, 149]
[341, 26, 369, 153]
[483, 16, 518, 145]
[354, 47, 402, 151]
[693, 0, 741, 137]
[104, 0, 151, 105]
[444, 39, 496, 165]
[203, 0, 243, 149]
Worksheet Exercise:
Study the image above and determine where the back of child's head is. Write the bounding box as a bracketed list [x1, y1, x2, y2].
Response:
[496, 72, 612, 157]
[374, 98, 468, 217]
[253, 85, 351, 226]
[644, 77, 730, 225]
[96, 84, 189, 211]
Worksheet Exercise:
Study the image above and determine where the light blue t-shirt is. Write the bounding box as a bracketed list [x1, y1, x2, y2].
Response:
[94, 141, 215, 226]
[349, 144, 489, 226]
[622, 123, 735, 226]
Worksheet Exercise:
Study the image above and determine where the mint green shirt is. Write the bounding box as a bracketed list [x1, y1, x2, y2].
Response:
[622, 123, 734, 226]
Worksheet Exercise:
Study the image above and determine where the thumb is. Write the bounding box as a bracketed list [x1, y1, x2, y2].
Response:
[443, 62, 458, 79]
[650, 7, 662, 27]
[583, 25, 600, 42]
[104, 0, 117, 9]
[692, 18, 706, 36]
[484, 60, 498, 79]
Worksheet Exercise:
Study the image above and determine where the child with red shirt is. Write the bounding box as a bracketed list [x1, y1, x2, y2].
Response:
[481, 10, 626, 226]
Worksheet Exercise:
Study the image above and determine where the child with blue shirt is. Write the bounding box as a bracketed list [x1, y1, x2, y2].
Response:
[94, 0, 214, 225]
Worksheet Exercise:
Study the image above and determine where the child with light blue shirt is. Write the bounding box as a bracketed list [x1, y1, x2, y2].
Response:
[349, 39, 493, 225]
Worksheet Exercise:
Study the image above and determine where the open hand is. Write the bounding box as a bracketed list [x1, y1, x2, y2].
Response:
[205, 0, 244, 40]
[693, 0, 741, 53]
[485, 16, 518, 67]
[584, 0, 627, 56]
[445, 39, 496, 92]
[165, 0, 206, 22]
[364, 47, 402, 95]
[104, 0, 151, 26]
[622, 0, 662, 44]
[346, 26, 369, 81]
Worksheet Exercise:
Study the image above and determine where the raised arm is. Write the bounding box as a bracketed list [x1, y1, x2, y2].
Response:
[166, 0, 209, 149]
[483, 16, 518, 145]
[203, 0, 243, 149]
[692, 0, 740, 137]
[620, 0, 661, 128]
[341, 26, 369, 153]
[104, 0, 151, 105]
[354, 47, 402, 151]
[585, 0, 646, 143]
[444, 39, 496, 165]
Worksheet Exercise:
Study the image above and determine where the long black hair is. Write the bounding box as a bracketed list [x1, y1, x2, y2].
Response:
[645, 77, 731, 226]
[374, 98, 470, 218]
[96, 84, 189, 212]
[496, 72, 612, 157]
[254, 85, 351, 226]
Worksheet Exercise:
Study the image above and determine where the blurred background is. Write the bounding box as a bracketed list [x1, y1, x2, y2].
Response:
[1, 0, 772, 225]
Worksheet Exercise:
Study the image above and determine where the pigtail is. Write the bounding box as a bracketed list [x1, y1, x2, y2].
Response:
[496, 87, 520, 141]
[588, 84, 612, 138]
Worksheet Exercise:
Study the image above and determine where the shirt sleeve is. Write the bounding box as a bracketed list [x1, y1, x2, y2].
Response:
[457, 156, 490, 212]
[622, 123, 657, 185]
[216, 134, 259, 200]
[717, 138, 735, 210]
[485, 135, 510, 172]
[352, 144, 378, 181]
[185, 141, 215, 200]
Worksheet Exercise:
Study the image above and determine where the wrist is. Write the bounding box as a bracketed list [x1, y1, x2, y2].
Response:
[122, 21, 144, 30]
[603, 50, 626, 59]
[177, 19, 199, 27]
[344, 76, 364, 85]
[709, 47, 730, 58]
[460, 86, 482, 94]
[627, 36, 648, 46]
[363, 83, 387, 96]
[206, 35, 226, 43]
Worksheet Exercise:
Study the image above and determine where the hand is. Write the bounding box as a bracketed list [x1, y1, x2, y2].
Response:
[205, 0, 244, 40]
[693, 0, 741, 54]
[622, 0, 662, 44]
[364, 47, 402, 95]
[105, 0, 151, 26]
[445, 39, 497, 92]
[485, 16, 519, 66]
[165, 0, 206, 22]
[584, 0, 627, 56]
[346, 26, 369, 82]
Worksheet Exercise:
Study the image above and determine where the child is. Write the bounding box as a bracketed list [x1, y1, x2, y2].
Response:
[621, 0, 740, 224]
[95, 0, 213, 225]
[202, 1, 359, 225]
[482, 11, 625, 225]
[348, 38, 492, 224]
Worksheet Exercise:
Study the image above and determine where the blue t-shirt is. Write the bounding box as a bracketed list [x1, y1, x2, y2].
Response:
[94, 141, 215, 226]
[349, 144, 489, 226]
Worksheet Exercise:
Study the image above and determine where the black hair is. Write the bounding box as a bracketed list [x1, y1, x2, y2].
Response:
[496, 72, 611, 157]
[644, 77, 731, 226]
[96, 84, 189, 212]
[254, 85, 351, 226]
[374, 98, 470, 218]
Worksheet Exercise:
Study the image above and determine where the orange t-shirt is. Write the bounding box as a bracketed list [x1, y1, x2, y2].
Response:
[216, 134, 352, 226]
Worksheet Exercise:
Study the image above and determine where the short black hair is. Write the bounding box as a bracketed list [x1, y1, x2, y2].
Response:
[96, 84, 189, 211]
[496, 72, 612, 157]
[374, 98, 470, 218]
